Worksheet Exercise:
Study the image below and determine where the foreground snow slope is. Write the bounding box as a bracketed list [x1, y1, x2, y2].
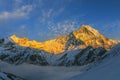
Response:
[69, 44, 120, 80]
[0, 61, 89, 80]
[0, 71, 25, 80]
[0, 44, 120, 80]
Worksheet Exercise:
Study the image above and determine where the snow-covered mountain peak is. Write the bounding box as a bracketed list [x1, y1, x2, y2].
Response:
[72, 25, 119, 50]
[77, 25, 100, 36]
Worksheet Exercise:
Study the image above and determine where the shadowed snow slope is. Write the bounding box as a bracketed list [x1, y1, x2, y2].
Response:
[0, 71, 25, 80]
[69, 43, 120, 80]
[0, 61, 89, 80]
[1, 44, 120, 80]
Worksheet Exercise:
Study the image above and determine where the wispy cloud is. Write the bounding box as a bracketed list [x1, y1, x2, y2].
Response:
[39, 9, 53, 23]
[39, 7, 64, 24]
[0, 5, 33, 20]
[48, 21, 77, 35]
[34, 19, 80, 41]
[15, 0, 22, 3]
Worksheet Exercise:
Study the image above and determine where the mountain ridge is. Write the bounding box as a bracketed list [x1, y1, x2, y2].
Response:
[10, 25, 120, 54]
[0, 25, 120, 66]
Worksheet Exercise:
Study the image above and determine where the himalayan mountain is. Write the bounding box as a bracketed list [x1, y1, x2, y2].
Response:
[0, 25, 120, 66]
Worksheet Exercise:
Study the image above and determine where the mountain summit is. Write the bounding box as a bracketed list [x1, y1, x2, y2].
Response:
[77, 25, 100, 35]
[72, 25, 119, 49]
[10, 25, 119, 54]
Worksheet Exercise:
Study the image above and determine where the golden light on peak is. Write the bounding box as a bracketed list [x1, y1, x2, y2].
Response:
[10, 35, 67, 54]
[10, 25, 120, 54]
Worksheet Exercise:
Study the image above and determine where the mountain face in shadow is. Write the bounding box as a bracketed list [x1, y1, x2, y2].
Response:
[10, 25, 119, 54]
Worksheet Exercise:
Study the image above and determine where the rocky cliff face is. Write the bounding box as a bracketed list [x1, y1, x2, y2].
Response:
[10, 25, 119, 54]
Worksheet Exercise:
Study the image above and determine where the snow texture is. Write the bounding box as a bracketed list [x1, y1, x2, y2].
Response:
[69, 43, 120, 80]
[0, 38, 106, 66]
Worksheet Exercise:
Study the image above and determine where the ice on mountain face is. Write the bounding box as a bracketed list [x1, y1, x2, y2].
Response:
[59, 50, 81, 66]
[102, 43, 120, 58]
[0, 47, 49, 65]
[0, 38, 49, 65]
[48, 46, 106, 66]
[65, 32, 83, 50]
[77, 46, 106, 65]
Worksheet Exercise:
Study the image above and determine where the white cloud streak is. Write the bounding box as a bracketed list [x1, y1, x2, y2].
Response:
[40, 9, 53, 23]
[39, 7, 64, 24]
[0, 5, 33, 20]
[48, 20, 79, 36]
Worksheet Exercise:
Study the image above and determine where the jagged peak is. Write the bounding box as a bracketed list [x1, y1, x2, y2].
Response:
[77, 25, 100, 36]
[10, 35, 28, 39]
[11, 34, 17, 37]
[10, 35, 29, 42]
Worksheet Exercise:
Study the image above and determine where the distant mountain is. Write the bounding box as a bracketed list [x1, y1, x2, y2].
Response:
[10, 25, 119, 54]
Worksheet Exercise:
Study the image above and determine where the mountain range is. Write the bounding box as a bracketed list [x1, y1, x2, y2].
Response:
[1, 25, 120, 80]
[0, 25, 119, 66]
[10, 25, 119, 54]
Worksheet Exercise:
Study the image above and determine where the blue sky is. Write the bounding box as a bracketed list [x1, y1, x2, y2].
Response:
[0, 0, 120, 41]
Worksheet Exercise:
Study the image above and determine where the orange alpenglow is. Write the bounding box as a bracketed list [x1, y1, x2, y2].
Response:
[10, 25, 120, 54]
